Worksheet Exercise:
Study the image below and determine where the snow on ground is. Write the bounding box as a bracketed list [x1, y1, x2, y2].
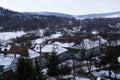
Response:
[46, 77, 56, 80]
[96, 77, 101, 80]
[75, 76, 90, 80]
[59, 59, 80, 67]
[92, 70, 120, 79]
[33, 33, 62, 44]
[41, 68, 48, 75]
[38, 29, 45, 37]
[61, 75, 90, 80]
[61, 75, 73, 79]
[105, 14, 120, 18]
[0, 31, 25, 40]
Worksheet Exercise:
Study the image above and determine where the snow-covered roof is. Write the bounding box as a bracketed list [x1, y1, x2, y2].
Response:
[54, 42, 75, 48]
[91, 30, 99, 35]
[0, 48, 39, 68]
[0, 54, 20, 67]
[28, 49, 40, 58]
[82, 39, 98, 49]
[33, 38, 45, 44]
[92, 70, 120, 79]
[33, 37, 49, 44]
[117, 57, 120, 63]
[97, 36, 107, 44]
[50, 33, 62, 39]
[0, 45, 11, 51]
[71, 36, 107, 50]
[41, 44, 68, 55]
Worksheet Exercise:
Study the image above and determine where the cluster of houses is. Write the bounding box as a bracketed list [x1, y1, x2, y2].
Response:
[0, 33, 107, 80]
[34, 35, 107, 62]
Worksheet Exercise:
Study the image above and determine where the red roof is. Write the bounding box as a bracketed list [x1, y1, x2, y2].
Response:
[9, 45, 29, 57]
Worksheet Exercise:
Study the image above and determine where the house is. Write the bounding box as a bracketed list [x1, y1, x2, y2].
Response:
[8, 44, 40, 67]
[0, 44, 40, 80]
[63, 36, 108, 61]
[41, 43, 68, 58]
[9, 44, 28, 57]
[3, 70, 13, 80]
[53, 41, 75, 48]
[49, 36, 81, 43]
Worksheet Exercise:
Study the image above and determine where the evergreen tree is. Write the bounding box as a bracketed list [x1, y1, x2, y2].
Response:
[47, 52, 59, 77]
[14, 57, 34, 80]
[34, 59, 45, 80]
[58, 65, 71, 76]
[0, 67, 3, 80]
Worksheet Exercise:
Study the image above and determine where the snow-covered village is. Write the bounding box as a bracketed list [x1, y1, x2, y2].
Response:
[0, 1, 120, 80]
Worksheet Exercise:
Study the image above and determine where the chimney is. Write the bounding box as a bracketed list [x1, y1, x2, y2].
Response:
[0, 48, 1, 53]
[14, 54, 16, 58]
[4, 49, 7, 57]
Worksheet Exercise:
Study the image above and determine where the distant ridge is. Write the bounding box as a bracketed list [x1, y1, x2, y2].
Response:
[22, 12, 74, 18]
[0, 6, 76, 31]
[76, 11, 120, 19]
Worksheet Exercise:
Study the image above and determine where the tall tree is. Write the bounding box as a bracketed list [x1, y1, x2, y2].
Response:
[47, 52, 59, 77]
[14, 57, 34, 80]
[34, 59, 45, 80]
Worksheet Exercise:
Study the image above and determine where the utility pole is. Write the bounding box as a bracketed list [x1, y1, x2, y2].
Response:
[3, 34, 5, 44]
[98, 36, 101, 54]
[109, 48, 112, 79]
[39, 44, 42, 66]
[35, 42, 46, 66]
[71, 50, 76, 79]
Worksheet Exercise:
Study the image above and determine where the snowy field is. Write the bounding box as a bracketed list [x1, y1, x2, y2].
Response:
[0, 31, 25, 40]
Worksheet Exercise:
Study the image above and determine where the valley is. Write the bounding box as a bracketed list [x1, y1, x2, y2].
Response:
[0, 7, 120, 80]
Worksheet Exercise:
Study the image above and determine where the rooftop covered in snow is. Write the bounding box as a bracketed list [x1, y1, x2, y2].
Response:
[41, 43, 68, 55]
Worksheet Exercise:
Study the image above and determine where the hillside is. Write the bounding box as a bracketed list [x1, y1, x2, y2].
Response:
[0, 7, 77, 32]
[22, 12, 74, 18]
[0, 7, 120, 37]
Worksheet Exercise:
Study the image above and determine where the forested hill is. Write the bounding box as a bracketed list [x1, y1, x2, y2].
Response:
[0, 7, 77, 32]
[0, 7, 120, 34]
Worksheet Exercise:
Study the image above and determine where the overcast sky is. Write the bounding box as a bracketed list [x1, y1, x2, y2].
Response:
[0, 0, 120, 15]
